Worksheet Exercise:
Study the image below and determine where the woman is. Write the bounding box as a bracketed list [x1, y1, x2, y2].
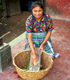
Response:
[25, 1, 59, 65]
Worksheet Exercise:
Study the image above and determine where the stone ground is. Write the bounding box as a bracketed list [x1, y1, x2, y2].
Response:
[0, 11, 70, 80]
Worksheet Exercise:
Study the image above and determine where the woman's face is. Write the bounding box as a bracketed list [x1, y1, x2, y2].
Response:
[32, 6, 43, 20]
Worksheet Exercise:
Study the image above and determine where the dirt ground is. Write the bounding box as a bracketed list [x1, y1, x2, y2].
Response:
[0, 11, 31, 43]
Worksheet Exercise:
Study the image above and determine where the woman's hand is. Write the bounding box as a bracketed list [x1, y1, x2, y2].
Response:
[38, 44, 44, 54]
[32, 52, 37, 65]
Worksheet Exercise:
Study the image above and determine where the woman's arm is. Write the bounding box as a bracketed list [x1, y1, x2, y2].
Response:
[27, 33, 37, 65]
[39, 31, 52, 50]
[27, 33, 35, 54]
[42, 31, 52, 46]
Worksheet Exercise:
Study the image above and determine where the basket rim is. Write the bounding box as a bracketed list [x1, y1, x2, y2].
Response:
[13, 49, 53, 72]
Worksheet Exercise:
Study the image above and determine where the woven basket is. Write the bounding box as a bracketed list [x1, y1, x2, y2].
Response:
[13, 49, 53, 80]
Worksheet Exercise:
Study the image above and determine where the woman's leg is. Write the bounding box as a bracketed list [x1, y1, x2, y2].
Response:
[44, 38, 55, 58]
[44, 38, 60, 58]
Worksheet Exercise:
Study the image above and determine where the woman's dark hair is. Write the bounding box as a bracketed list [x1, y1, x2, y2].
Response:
[32, 1, 44, 10]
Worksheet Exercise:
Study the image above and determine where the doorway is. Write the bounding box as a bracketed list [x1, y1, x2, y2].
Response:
[20, 0, 38, 12]
[20, 0, 29, 12]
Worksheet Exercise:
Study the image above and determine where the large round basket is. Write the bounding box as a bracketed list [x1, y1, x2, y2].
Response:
[13, 49, 53, 80]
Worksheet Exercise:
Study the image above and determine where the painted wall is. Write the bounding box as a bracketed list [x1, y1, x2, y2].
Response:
[46, 0, 70, 19]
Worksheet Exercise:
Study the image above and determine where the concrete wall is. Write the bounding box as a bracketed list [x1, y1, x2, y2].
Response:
[46, 0, 70, 19]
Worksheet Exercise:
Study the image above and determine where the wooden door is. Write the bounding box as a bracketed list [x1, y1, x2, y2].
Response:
[8, 0, 21, 16]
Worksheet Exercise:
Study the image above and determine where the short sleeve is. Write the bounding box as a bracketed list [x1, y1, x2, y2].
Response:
[46, 14, 54, 32]
[25, 16, 32, 33]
